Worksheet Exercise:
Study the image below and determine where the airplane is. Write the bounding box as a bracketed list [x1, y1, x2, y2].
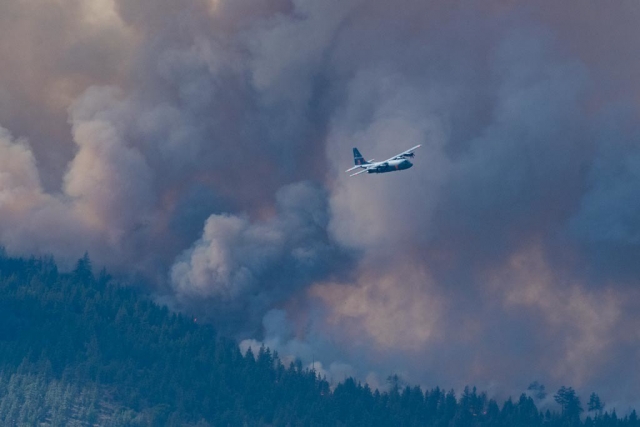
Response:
[345, 145, 422, 176]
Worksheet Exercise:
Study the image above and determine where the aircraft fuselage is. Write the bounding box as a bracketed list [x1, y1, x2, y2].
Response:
[367, 159, 413, 173]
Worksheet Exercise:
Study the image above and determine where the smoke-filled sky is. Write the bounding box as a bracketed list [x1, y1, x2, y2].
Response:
[2, 0, 640, 410]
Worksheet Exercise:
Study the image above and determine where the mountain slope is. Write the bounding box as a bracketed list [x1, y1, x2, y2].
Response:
[0, 253, 637, 426]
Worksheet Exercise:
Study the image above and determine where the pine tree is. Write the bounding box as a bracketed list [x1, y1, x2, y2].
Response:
[554, 386, 583, 421]
[587, 392, 604, 415]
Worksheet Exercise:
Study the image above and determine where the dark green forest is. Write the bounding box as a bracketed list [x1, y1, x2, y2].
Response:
[0, 252, 637, 426]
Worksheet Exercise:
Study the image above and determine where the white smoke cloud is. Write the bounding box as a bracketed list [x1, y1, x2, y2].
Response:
[0, 126, 83, 260]
[171, 213, 285, 299]
[0, 87, 155, 268]
[65, 87, 155, 248]
[0, 127, 44, 210]
[170, 182, 348, 333]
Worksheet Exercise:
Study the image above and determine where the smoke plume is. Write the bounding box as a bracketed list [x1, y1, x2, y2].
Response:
[1, 0, 640, 409]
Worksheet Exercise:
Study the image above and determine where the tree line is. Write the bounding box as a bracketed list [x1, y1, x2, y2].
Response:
[0, 252, 637, 426]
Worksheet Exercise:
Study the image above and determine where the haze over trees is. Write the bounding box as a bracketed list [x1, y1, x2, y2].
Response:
[0, 252, 637, 426]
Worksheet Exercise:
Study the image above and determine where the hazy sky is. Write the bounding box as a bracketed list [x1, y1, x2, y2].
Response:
[1, 0, 640, 410]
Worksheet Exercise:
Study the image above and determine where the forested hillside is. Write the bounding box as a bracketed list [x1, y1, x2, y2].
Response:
[0, 253, 637, 426]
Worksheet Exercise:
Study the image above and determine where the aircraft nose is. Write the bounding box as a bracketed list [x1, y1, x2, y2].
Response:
[406, 161, 413, 169]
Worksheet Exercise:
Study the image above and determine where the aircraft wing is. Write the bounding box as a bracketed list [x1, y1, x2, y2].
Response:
[345, 159, 375, 173]
[383, 144, 422, 162]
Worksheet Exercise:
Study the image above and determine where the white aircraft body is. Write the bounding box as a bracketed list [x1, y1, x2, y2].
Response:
[345, 145, 422, 177]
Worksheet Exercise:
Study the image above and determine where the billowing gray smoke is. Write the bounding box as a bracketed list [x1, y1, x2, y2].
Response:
[171, 181, 350, 334]
[1, 0, 640, 409]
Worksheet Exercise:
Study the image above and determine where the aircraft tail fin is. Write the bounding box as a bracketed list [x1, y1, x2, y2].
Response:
[353, 148, 369, 165]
